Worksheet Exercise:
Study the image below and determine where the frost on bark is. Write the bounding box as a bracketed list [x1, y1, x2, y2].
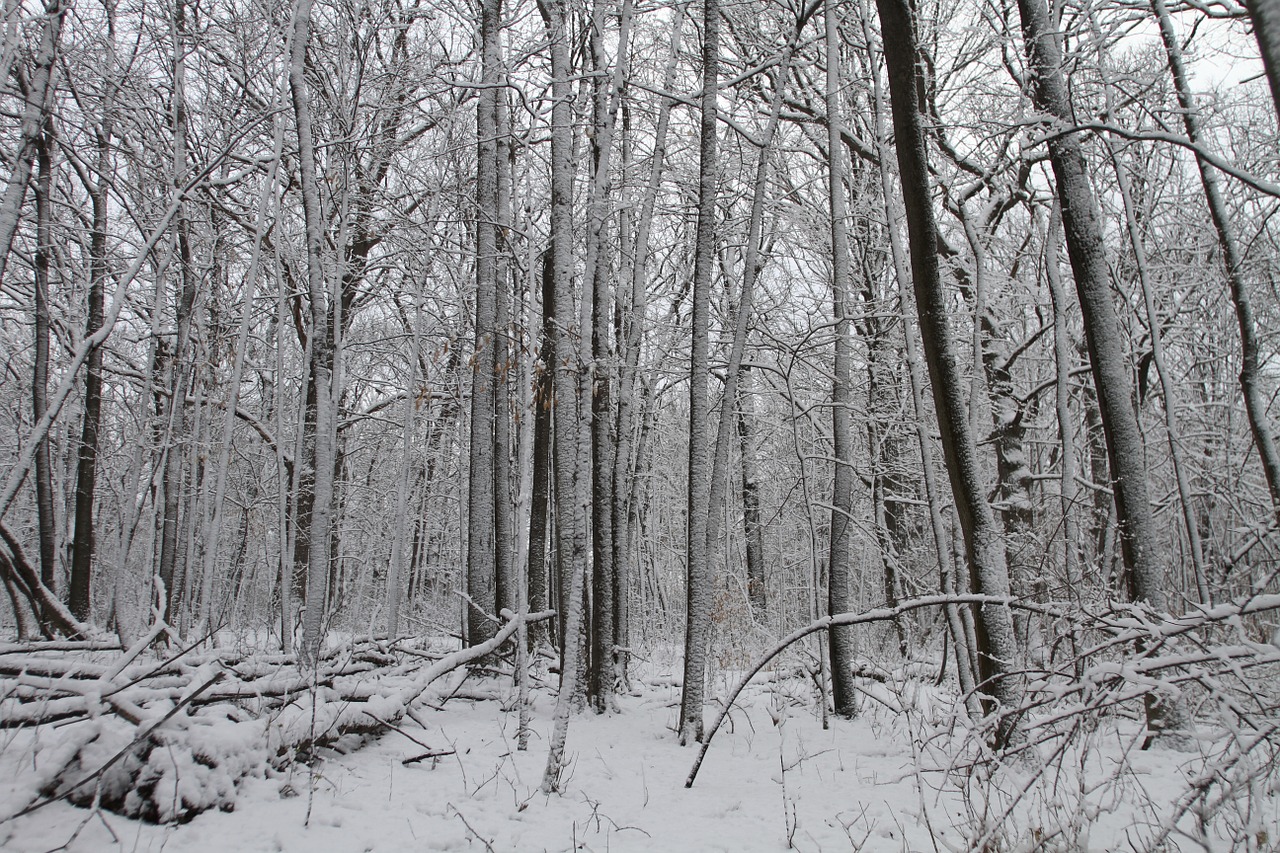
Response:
[875, 0, 1023, 749]
[1016, 0, 1190, 746]
[540, 0, 589, 792]
[465, 0, 502, 648]
[823, 0, 857, 718]
[32, 120, 55, 600]
[679, 0, 719, 746]
[290, 0, 339, 666]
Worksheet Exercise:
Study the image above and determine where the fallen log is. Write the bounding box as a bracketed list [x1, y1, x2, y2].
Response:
[1, 608, 556, 824]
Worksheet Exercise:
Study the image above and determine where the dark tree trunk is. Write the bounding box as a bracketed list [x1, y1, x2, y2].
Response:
[679, 0, 719, 746]
[875, 0, 1023, 750]
[33, 120, 56, 600]
[823, 0, 857, 718]
[69, 113, 112, 624]
[527, 252, 555, 650]
[465, 0, 501, 646]
[1016, 0, 1190, 746]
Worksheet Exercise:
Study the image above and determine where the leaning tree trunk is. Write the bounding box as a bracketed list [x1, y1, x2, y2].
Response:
[0, 0, 62, 288]
[32, 119, 56, 601]
[863, 12, 978, 705]
[875, 0, 1022, 748]
[1016, 0, 1190, 746]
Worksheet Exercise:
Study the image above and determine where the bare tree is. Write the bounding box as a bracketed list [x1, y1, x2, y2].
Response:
[875, 0, 1023, 749]
[1015, 0, 1189, 746]
[679, 0, 720, 746]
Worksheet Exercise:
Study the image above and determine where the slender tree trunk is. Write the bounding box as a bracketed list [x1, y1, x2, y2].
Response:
[494, 72, 515, 620]
[198, 104, 286, 633]
[159, 0, 199, 624]
[585, 0, 634, 713]
[1044, 204, 1080, 597]
[69, 83, 113, 624]
[1016, 0, 1189, 746]
[527, 252, 554, 650]
[876, 0, 1022, 748]
[541, 0, 589, 793]
[387, 292, 423, 638]
[680, 0, 720, 746]
[1101, 132, 1208, 602]
[822, 0, 857, 718]
[738, 372, 766, 617]
[612, 3, 684, 681]
[33, 119, 55, 600]
[466, 0, 502, 647]
[291, 0, 339, 665]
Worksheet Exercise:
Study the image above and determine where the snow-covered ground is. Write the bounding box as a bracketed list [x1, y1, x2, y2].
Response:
[1, 658, 1276, 852]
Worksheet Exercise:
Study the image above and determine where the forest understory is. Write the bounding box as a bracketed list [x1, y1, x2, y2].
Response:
[1, 591, 1279, 852]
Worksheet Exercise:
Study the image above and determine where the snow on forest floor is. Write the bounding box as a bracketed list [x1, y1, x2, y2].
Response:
[0, 656, 1276, 852]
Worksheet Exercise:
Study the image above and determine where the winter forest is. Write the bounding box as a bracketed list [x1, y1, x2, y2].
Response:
[1, 0, 1280, 848]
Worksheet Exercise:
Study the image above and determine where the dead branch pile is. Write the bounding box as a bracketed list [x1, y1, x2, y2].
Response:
[0, 609, 553, 824]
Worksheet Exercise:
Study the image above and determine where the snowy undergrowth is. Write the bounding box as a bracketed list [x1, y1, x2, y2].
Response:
[2, 649, 1277, 852]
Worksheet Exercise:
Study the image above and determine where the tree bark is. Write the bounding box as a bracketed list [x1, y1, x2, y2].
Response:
[875, 0, 1022, 748]
[290, 0, 339, 666]
[1016, 0, 1190, 746]
[823, 0, 857, 718]
[465, 0, 502, 647]
[540, 0, 589, 793]
[32, 119, 55, 601]
[679, 0, 720, 746]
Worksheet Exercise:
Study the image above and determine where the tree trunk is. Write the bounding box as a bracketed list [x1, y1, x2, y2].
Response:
[0, 0, 61, 288]
[863, 12, 975, 702]
[738, 373, 766, 617]
[465, 0, 502, 647]
[612, 3, 684, 684]
[540, 0, 589, 793]
[527, 252, 554, 650]
[69, 85, 113, 625]
[679, 0, 719, 746]
[1246, 0, 1280, 122]
[823, 0, 857, 718]
[32, 119, 56, 601]
[1016, 0, 1190, 746]
[875, 0, 1022, 749]
[494, 68, 515, 621]
[585, 0, 634, 714]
